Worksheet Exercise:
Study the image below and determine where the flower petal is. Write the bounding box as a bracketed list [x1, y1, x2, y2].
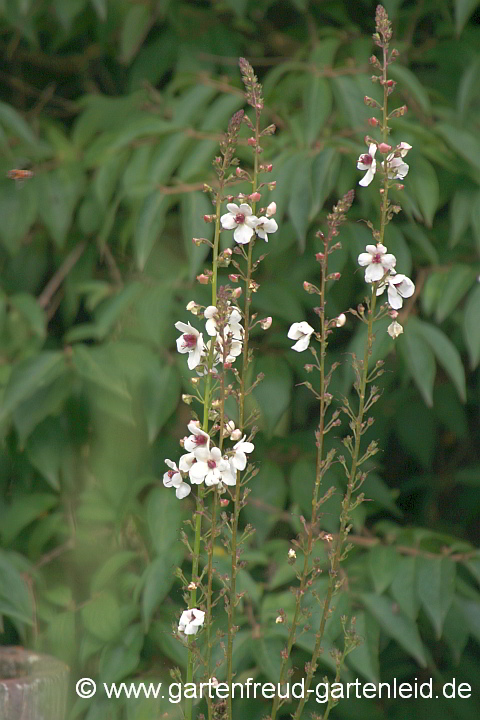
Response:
[234, 224, 254, 244]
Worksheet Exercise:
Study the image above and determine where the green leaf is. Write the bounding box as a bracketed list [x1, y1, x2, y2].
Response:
[72, 345, 130, 399]
[360, 593, 427, 667]
[253, 636, 287, 682]
[38, 165, 86, 247]
[13, 372, 72, 445]
[244, 462, 288, 544]
[389, 64, 431, 114]
[120, 4, 151, 64]
[368, 545, 398, 594]
[410, 319, 466, 402]
[455, 0, 480, 35]
[390, 556, 419, 620]
[434, 264, 476, 323]
[0, 493, 58, 546]
[25, 417, 72, 491]
[147, 487, 187, 556]
[347, 610, 380, 683]
[470, 192, 480, 252]
[303, 76, 332, 147]
[436, 123, 480, 173]
[457, 56, 480, 120]
[0, 100, 49, 152]
[99, 624, 144, 684]
[143, 364, 181, 443]
[463, 284, 480, 369]
[400, 322, 436, 407]
[92, 552, 138, 593]
[416, 556, 456, 638]
[81, 591, 122, 642]
[142, 547, 184, 630]
[310, 148, 341, 219]
[0, 178, 38, 254]
[181, 192, 213, 279]
[135, 192, 170, 271]
[9, 293, 46, 339]
[90, 0, 107, 21]
[406, 157, 439, 227]
[288, 153, 312, 250]
[449, 188, 475, 247]
[443, 599, 470, 664]
[252, 356, 293, 436]
[0, 351, 66, 421]
[0, 550, 33, 627]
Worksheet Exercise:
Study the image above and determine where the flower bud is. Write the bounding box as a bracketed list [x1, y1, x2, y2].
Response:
[303, 281, 315, 293]
[204, 214, 215, 223]
[225, 420, 236, 435]
[389, 309, 399, 318]
[335, 313, 347, 327]
[193, 237, 208, 246]
[186, 300, 197, 312]
[368, 117, 379, 127]
[266, 202, 276, 217]
[315, 252, 324, 262]
[263, 164, 273, 173]
[228, 274, 239, 282]
[197, 273, 210, 284]
[260, 316, 272, 330]
[232, 287, 242, 298]
[235, 167, 243, 176]
[262, 124, 276, 135]
[249, 191, 261, 202]
[288, 548, 296, 559]
[267, 181, 276, 190]
[220, 498, 229, 507]
[247, 137, 257, 147]
[386, 79, 395, 87]
[396, 184, 404, 190]
[364, 96, 381, 108]
[388, 321, 403, 339]
[328, 272, 341, 281]
[378, 142, 392, 153]
[230, 429, 243, 441]
[191, 377, 200, 386]
[187, 581, 197, 591]
[276, 616, 284, 624]
[182, 394, 193, 404]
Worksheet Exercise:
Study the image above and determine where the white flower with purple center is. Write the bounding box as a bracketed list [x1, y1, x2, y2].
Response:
[357, 143, 377, 187]
[163, 459, 191, 499]
[357, 244, 397, 283]
[189, 446, 236, 486]
[230, 436, 254, 471]
[287, 321, 315, 352]
[183, 420, 210, 454]
[255, 216, 278, 242]
[175, 321, 205, 370]
[220, 203, 260, 244]
[178, 608, 205, 636]
[377, 273, 415, 310]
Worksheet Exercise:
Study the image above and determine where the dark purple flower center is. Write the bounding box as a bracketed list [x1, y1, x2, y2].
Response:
[372, 253, 382, 264]
[194, 435, 207, 446]
[183, 333, 197, 348]
[235, 213, 245, 224]
[167, 470, 176, 478]
[360, 153, 373, 166]
[207, 460, 217, 469]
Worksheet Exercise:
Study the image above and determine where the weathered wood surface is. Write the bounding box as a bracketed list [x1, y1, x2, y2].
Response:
[0, 647, 69, 720]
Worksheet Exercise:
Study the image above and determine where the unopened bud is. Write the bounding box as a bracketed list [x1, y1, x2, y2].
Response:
[315, 252, 324, 262]
[223, 248, 232, 258]
[230, 429, 243, 441]
[193, 237, 207, 246]
[386, 79, 395, 88]
[264, 164, 273, 173]
[328, 272, 341, 281]
[368, 117, 379, 127]
[232, 287, 242, 298]
[229, 274, 239, 282]
[396, 184, 404, 190]
[220, 498, 229, 507]
[388, 320, 403, 339]
[267, 181, 276, 190]
[266, 202, 276, 217]
[182, 394, 193, 405]
[276, 616, 284, 624]
[197, 273, 210, 284]
[186, 300, 197, 312]
[304, 364, 314, 373]
[260, 316, 272, 330]
[247, 137, 257, 147]
[303, 281, 315, 293]
[225, 420, 236, 435]
[335, 313, 347, 327]
[288, 548, 296, 559]
[364, 96, 381, 108]
[204, 214, 214, 223]
[262, 124, 276, 136]
[188, 582, 197, 591]
[249, 191, 261, 202]
[191, 377, 200, 386]
[378, 142, 392, 153]
[389, 309, 399, 318]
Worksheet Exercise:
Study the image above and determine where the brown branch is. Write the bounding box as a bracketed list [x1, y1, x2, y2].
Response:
[38, 241, 87, 309]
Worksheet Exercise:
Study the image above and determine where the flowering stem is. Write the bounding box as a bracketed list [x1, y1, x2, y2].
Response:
[270, 237, 330, 720]
[185, 188, 223, 720]
[226, 112, 260, 720]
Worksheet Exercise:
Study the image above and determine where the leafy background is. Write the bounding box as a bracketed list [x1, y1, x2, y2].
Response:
[1, 0, 480, 719]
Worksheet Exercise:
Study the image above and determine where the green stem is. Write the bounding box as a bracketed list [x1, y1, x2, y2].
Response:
[226, 112, 260, 720]
[271, 237, 329, 720]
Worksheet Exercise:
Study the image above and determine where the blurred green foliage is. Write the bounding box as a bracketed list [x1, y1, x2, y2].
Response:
[1, 1, 480, 719]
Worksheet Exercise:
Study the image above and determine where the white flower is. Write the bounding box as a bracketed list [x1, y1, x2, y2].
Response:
[175, 321, 205, 370]
[287, 321, 315, 352]
[377, 273, 415, 309]
[230, 435, 255, 471]
[266, 202, 276, 217]
[205, 306, 243, 342]
[388, 320, 404, 338]
[385, 142, 411, 180]
[335, 313, 347, 327]
[183, 420, 210, 454]
[357, 244, 396, 283]
[163, 460, 191, 499]
[255, 216, 278, 242]
[179, 452, 196, 473]
[189, 446, 236, 486]
[178, 608, 205, 636]
[220, 203, 259, 244]
[204, 306, 219, 337]
[227, 308, 243, 340]
[357, 143, 377, 187]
